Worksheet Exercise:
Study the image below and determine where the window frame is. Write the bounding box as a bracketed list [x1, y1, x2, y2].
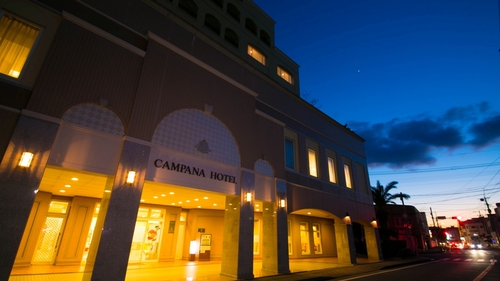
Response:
[247, 44, 266, 65]
[284, 128, 299, 172]
[277, 66, 294, 85]
[0, 11, 41, 80]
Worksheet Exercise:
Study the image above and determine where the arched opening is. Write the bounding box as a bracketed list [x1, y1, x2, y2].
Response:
[226, 3, 240, 22]
[245, 18, 257, 35]
[260, 30, 271, 46]
[204, 13, 221, 35]
[224, 28, 239, 48]
[178, 0, 198, 19]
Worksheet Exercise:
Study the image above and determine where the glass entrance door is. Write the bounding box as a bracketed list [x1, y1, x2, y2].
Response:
[32, 201, 69, 264]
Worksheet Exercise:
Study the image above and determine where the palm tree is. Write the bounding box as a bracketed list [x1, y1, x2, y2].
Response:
[371, 181, 411, 242]
[371, 181, 410, 207]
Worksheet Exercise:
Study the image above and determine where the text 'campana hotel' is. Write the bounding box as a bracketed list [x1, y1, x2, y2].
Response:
[0, 1, 382, 280]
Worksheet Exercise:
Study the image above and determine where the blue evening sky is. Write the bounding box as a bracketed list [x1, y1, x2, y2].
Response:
[253, 0, 500, 222]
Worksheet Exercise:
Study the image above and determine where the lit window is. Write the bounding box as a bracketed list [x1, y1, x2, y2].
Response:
[285, 138, 295, 169]
[308, 148, 317, 177]
[277, 66, 293, 84]
[0, 14, 40, 78]
[247, 45, 266, 65]
[327, 157, 336, 183]
[344, 164, 352, 188]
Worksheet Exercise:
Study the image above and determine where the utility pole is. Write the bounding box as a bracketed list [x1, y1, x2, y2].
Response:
[480, 196, 499, 245]
[430, 207, 436, 227]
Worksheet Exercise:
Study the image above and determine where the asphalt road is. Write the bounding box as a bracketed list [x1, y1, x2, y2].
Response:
[340, 248, 500, 281]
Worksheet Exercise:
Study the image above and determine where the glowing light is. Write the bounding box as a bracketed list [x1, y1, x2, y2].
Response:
[18, 152, 33, 168]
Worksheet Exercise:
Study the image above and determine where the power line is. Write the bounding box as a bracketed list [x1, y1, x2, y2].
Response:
[370, 161, 500, 175]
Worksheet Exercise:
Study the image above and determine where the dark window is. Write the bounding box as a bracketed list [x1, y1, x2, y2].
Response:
[204, 14, 221, 35]
[210, 0, 223, 8]
[285, 138, 295, 169]
[260, 30, 270, 46]
[224, 28, 239, 48]
[178, 0, 198, 19]
[245, 18, 257, 35]
[226, 3, 240, 22]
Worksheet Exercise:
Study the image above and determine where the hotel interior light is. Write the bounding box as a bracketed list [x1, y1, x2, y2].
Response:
[18, 152, 34, 168]
[245, 192, 252, 203]
[371, 218, 378, 228]
[279, 199, 286, 208]
[126, 171, 136, 185]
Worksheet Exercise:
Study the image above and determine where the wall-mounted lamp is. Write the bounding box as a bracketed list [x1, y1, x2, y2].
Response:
[279, 199, 286, 208]
[126, 171, 136, 185]
[344, 212, 351, 225]
[371, 218, 378, 228]
[245, 192, 252, 203]
[18, 152, 34, 168]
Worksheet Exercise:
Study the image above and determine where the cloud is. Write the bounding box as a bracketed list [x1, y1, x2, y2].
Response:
[350, 102, 500, 169]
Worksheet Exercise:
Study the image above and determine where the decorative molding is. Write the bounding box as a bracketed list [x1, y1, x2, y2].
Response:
[22, 109, 61, 124]
[147, 31, 259, 98]
[62, 11, 146, 57]
[255, 109, 285, 126]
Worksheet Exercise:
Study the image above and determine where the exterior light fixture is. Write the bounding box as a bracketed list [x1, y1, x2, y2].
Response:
[126, 171, 136, 185]
[18, 152, 34, 168]
[371, 218, 378, 228]
[344, 212, 351, 225]
[245, 192, 252, 203]
[279, 199, 286, 208]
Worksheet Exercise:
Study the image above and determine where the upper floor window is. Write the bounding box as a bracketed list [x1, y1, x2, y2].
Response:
[204, 14, 221, 35]
[285, 138, 295, 169]
[308, 148, 318, 177]
[0, 13, 40, 78]
[209, 0, 223, 8]
[277, 66, 293, 85]
[224, 28, 238, 48]
[344, 163, 352, 188]
[327, 157, 337, 183]
[247, 45, 266, 65]
[226, 3, 240, 22]
[260, 30, 270, 46]
[178, 0, 198, 19]
[245, 18, 257, 35]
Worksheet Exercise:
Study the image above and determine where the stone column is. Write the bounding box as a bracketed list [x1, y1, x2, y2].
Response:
[221, 171, 254, 279]
[0, 115, 59, 281]
[276, 180, 290, 273]
[261, 201, 277, 274]
[86, 139, 150, 281]
[335, 223, 357, 264]
[365, 226, 383, 261]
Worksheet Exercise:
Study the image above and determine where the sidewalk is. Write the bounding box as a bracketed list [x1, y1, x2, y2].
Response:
[245, 257, 433, 281]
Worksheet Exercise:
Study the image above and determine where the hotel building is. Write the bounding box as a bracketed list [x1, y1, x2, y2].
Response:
[0, 0, 382, 280]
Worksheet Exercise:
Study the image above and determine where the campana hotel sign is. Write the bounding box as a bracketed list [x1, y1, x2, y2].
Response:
[153, 159, 237, 184]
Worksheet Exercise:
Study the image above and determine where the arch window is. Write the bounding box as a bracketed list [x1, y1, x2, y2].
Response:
[245, 18, 257, 35]
[178, 0, 198, 19]
[209, 0, 223, 8]
[260, 30, 270, 46]
[204, 14, 221, 35]
[226, 3, 240, 22]
[224, 28, 239, 48]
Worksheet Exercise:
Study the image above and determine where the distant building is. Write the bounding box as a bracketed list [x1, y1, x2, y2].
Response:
[0, 0, 381, 280]
[384, 205, 427, 251]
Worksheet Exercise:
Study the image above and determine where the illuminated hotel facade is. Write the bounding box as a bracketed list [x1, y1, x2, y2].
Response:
[0, 0, 382, 280]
